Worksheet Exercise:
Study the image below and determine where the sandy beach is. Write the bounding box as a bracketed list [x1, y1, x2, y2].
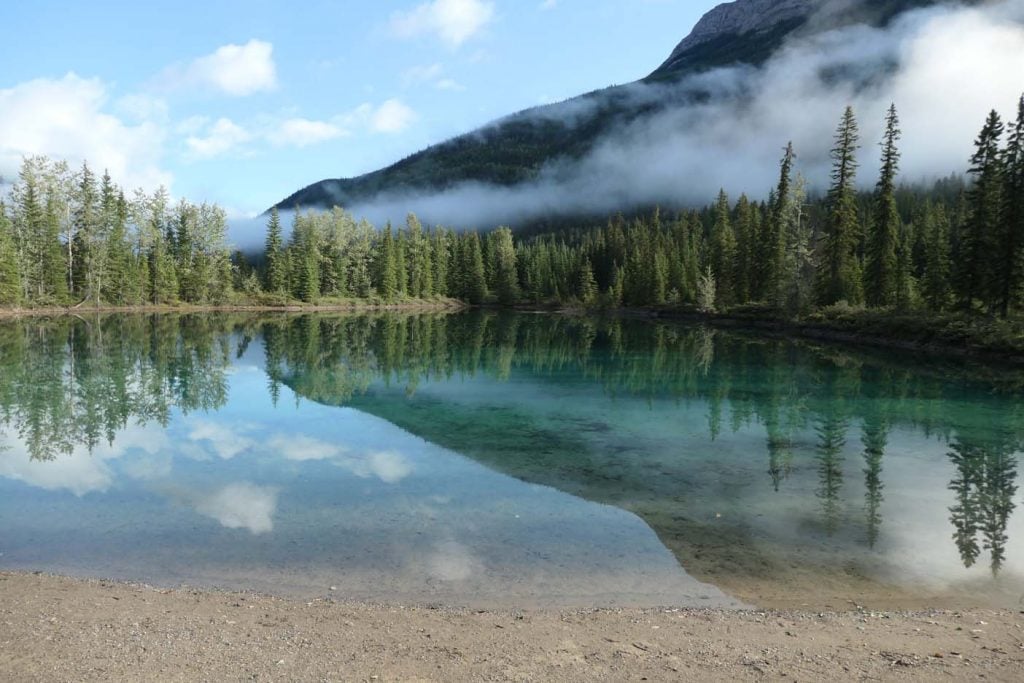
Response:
[2, 572, 1022, 682]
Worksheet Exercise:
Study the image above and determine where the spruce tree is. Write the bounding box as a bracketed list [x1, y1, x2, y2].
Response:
[577, 258, 597, 305]
[761, 143, 794, 302]
[0, 202, 21, 304]
[733, 195, 754, 303]
[710, 189, 737, 308]
[865, 105, 901, 308]
[491, 227, 518, 306]
[818, 106, 863, 306]
[463, 232, 487, 304]
[377, 223, 399, 301]
[432, 229, 449, 297]
[959, 110, 1004, 312]
[997, 94, 1024, 317]
[921, 203, 952, 311]
[264, 207, 286, 294]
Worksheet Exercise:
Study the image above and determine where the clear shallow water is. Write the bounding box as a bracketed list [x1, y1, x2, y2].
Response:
[0, 312, 1022, 609]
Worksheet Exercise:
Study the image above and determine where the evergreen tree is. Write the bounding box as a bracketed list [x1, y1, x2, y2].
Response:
[818, 106, 863, 306]
[0, 202, 21, 304]
[577, 258, 598, 305]
[921, 203, 953, 310]
[997, 94, 1024, 317]
[491, 226, 518, 305]
[733, 195, 754, 303]
[264, 207, 286, 294]
[958, 110, 1004, 312]
[462, 232, 487, 304]
[761, 143, 794, 301]
[432, 229, 449, 297]
[377, 223, 399, 301]
[865, 105, 901, 308]
[710, 189, 737, 308]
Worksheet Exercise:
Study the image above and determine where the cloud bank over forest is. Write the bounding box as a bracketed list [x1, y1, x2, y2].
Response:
[324, 0, 1024, 233]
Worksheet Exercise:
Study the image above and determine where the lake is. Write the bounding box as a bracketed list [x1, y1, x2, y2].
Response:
[1, 311, 1021, 610]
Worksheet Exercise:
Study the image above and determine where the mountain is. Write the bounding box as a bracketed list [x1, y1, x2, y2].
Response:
[272, 0, 968, 216]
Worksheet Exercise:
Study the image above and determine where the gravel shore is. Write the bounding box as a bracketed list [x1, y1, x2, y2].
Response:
[2, 572, 1023, 681]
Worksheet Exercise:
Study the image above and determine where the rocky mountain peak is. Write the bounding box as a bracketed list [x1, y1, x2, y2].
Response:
[656, 0, 816, 74]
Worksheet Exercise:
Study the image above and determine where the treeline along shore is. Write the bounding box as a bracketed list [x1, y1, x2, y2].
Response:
[2, 98, 1024, 356]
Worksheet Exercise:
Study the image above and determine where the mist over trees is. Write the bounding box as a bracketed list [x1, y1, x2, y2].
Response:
[2, 96, 1024, 323]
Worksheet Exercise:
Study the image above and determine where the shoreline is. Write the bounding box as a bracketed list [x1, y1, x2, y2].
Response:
[0, 299, 465, 319]
[530, 305, 1024, 365]
[2, 572, 1021, 681]
[2, 302, 1022, 365]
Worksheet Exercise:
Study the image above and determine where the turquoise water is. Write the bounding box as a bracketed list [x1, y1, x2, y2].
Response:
[0, 312, 1021, 608]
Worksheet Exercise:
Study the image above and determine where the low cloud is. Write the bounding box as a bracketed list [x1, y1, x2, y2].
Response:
[390, 0, 495, 47]
[158, 39, 277, 96]
[341, 0, 1024, 230]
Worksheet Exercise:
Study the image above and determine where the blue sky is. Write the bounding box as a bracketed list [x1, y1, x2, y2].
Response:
[0, 0, 717, 216]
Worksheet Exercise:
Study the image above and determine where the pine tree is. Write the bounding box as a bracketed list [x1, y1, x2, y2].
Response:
[997, 94, 1024, 317]
[577, 258, 597, 305]
[491, 226, 518, 305]
[463, 232, 487, 304]
[865, 105, 901, 308]
[921, 204, 951, 311]
[710, 189, 737, 308]
[377, 223, 399, 302]
[959, 110, 1004, 312]
[264, 207, 286, 294]
[432, 229, 449, 297]
[778, 175, 814, 314]
[0, 201, 21, 304]
[733, 195, 754, 303]
[818, 107, 863, 306]
[760, 143, 794, 302]
[405, 213, 424, 298]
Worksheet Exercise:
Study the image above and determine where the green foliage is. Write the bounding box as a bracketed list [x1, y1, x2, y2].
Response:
[0, 202, 21, 305]
[865, 105, 902, 307]
[959, 110, 1004, 313]
[264, 207, 286, 294]
[818, 106, 863, 307]
[489, 227, 518, 306]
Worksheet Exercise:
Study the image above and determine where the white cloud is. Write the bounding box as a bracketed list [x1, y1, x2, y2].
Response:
[369, 99, 418, 133]
[159, 39, 277, 96]
[268, 118, 347, 147]
[115, 93, 169, 123]
[187, 419, 256, 458]
[0, 74, 171, 191]
[184, 118, 251, 159]
[268, 433, 345, 460]
[0, 423, 168, 497]
[361, 450, 413, 483]
[390, 0, 495, 47]
[194, 482, 278, 534]
[539, 0, 557, 10]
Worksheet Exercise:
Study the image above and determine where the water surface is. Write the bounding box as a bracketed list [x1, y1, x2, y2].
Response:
[1, 312, 1021, 609]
